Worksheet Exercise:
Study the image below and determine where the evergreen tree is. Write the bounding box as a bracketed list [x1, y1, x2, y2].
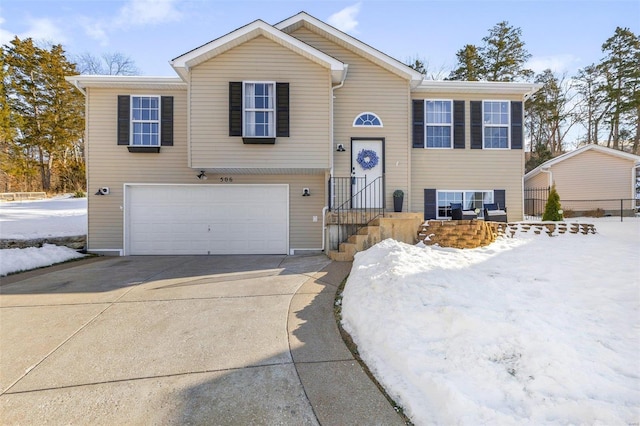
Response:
[597, 27, 640, 152]
[481, 21, 533, 82]
[3, 37, 85, 192]
[542, 184, 563, 221]
[448, 21, 533, 82]
[525, 143, 553, 173]
[574, 64, 608, 145]
[448, 44, 483, 81]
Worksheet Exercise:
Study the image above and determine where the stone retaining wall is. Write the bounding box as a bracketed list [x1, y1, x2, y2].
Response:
[0, 235, 86, 250]
[418, 221, 596, 249]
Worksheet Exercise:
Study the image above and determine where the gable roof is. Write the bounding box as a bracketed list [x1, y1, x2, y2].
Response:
[274, 12, 424, 87]
[170, 19, 346, 83]
[525, 144, 640, 181]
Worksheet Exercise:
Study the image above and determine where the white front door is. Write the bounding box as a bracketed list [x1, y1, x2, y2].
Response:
[351, 139, 384, 208]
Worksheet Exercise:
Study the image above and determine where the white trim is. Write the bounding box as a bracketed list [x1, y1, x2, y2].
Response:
[352, 112, 383, 127]
[242, 81, 276, 138]
[424, 99, 453, 149]
[65, 75, 186, 90]
[275, 12, 424, 86]
[482, 100, 511, 150]
[524, 144, 640, 182]
[170, 19, 345, 83]
[130, 95, 161, 147]
[414, 80, 541, 97]
[123, 183, 290, 256]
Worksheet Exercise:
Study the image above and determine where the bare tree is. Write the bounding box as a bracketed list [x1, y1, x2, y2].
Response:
[406, 56, 449, 80]
[74, 52, 139, 75]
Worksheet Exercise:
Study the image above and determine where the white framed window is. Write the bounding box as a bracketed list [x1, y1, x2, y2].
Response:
[243, 82, 275, 137]
[131, 96, 160, 146]
[425, 100, 452, 148]
[353, 112, 383, 127]
[483, 100, 510, 149]
[437, 190, 494, 219]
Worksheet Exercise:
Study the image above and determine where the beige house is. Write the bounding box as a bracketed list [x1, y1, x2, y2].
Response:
[524, 144, 640, 216]
[66, 12, 539, 256]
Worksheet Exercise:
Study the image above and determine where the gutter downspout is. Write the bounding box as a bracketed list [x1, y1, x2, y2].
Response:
[70, 79, 86, 96]
[324, 65, 349, 253]
[540, 166, 553, 187]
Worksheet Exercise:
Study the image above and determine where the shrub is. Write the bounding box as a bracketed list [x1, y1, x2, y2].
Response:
[542, 184, 563, 221]
[584, 208, 605, 218]
[562, 208, 575, 218]
[393, 189, 404, 198]
[73, 189, 86, 198]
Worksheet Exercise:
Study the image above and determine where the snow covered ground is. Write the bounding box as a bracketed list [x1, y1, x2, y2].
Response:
[342, 220, 640, 425]
[0, 196, 87, 276]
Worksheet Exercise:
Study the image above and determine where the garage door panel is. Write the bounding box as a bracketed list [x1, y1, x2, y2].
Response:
[126, 185, 288, 255]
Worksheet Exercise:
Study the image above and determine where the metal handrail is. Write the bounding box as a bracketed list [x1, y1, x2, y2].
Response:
[327, 175, 385, 250]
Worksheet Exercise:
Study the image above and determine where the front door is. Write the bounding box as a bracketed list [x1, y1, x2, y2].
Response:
[351, 139, 384, 208]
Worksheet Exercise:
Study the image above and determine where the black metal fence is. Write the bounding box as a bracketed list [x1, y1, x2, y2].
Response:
[524, 186, 549, 219]
[557, 199, 638, 222]
[525, 186, 638, 221]
[327, 175, 385, 251]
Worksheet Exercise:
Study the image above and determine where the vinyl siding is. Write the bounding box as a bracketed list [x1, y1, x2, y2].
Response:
[85, 87, 323, 251]
[189, 35, 331, 170]
[525, 171, 550, 189]
[411, 93, 526, 220]
[549, 149, 635, 202]
[290, 27, 411, 212]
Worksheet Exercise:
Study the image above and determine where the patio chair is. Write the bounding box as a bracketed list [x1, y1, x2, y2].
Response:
[483, 203, 507, 222]
[451, 203, 478, 220]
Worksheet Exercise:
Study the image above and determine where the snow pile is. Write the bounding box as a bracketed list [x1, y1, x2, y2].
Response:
[0, 196, 87, 239]
[0, 244, 85, 276]
[341, 221, 640, 425]
[0, 196, 87, 276]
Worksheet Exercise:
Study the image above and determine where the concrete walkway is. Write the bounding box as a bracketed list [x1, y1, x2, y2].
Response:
[0, 255, 404, 425]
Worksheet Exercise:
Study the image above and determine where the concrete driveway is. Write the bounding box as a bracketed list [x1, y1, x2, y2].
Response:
[0, 255, 403, 425]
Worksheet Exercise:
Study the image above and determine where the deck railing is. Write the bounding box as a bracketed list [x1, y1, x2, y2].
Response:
[327, 175, 385, 250]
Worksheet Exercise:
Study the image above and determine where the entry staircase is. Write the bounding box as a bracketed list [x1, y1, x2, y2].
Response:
[326, 175, 385, 261]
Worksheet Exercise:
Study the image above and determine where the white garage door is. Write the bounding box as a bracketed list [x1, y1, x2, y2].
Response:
[125, 184, 288, 255]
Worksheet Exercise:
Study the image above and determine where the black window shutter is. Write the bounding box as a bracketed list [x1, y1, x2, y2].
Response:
[160, 96, 173, 146]
[412, 100, 424, 148]
[424, 189, 437, 220]
[117, 95, 130, 145]
[494, 189, 506, 209]
[453, 100, 465, 149]
[229, 82, 242, 137]
[511, 101, 523, 149]
[276, 82, 289, 137]
[470, 101, 482, 149]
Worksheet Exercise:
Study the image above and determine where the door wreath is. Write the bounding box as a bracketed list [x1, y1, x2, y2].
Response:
[356, 149, 379, 170]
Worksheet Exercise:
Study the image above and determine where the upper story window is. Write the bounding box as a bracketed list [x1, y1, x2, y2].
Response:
[353, 112, 383, 127]
[483, 101, 510, 149]
[243, 82, 275, 137]
[425, 100, 452, 148]
[131, 96, 160, 146]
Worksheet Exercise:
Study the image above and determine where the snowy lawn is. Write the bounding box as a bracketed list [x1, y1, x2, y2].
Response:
[0, 196, 87, 276]
[341, 220, 639, 425]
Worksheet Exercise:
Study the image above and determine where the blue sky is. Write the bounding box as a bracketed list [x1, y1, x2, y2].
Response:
[1, 0, 638, 77]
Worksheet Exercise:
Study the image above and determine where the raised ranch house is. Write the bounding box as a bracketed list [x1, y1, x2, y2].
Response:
[66, 12, 539, 257]
[525, 144, 640, 216]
